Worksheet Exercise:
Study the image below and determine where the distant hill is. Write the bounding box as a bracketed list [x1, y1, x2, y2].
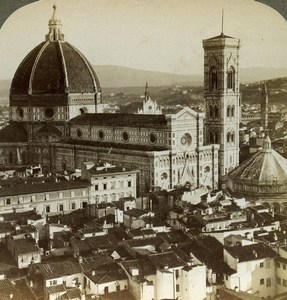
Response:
[1, 65, 287, 105]
[240, 67, 287, 84]
[93, 65, 201, 88]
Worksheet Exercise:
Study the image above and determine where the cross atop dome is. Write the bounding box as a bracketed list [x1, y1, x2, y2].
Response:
[45, 5, 64, 42]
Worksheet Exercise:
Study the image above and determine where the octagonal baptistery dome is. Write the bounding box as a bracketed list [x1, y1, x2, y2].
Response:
[227, 136, 287, 201]
[10, 5, 102, 124]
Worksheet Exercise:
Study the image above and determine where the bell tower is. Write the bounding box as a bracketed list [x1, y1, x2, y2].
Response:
[202, 23, 240, 181]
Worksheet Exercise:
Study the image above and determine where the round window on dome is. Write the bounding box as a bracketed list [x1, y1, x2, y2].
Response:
[149, 133, 157, 144]
[122, 132, 129, 142]
[44, 108, 55, 119]
[16, 107, 24, 120]
[76, 129, 82, 138]
[98, 130, 104, 140]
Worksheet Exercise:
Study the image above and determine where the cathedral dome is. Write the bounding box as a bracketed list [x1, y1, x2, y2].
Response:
[227, 136, 287, 199]
[10, 5, 101, 97]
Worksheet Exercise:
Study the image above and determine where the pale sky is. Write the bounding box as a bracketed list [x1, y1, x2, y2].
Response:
[0, 0, 287, 80]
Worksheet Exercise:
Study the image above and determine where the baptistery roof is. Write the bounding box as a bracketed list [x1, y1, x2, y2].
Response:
[228, 136, 287, 184]
[10, 5, 101, 97]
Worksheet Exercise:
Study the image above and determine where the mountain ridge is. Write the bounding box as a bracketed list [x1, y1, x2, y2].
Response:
[1, 65, 287, 104]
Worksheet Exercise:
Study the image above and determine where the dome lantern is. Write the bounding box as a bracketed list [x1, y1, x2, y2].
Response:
[45, 5, 64, 42]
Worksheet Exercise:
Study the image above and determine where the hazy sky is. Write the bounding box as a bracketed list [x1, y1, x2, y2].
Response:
[0, 0, 287, 80]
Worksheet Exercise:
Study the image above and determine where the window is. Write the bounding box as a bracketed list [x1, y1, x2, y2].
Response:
[283, 279, 287, 287]
[277, 262, 281, 268]
[98, 130, 104, 140]
[50, 280, 57, 286]
[209, 105, 213, 118]
[283, 264, 286, 270]
[175, 269, 179, 279]
[95, 185, 98, 191]
[71, 191, 75, 197]
[128, 181, 132, 188]
[58, 204, 64, 212]
[277, 277, 281, 285]
[116, 285, 120, 292]
[266, 278, 271, 287]
[266, 259, 270, 269]
[214, 105, 219, 118]
[5, 198, 11, 205]
[210, 66, 218, 90]
[227, 106, 231, 117]
[260, 262, 264, 268]
[71, 203, 76, 210]
[176, 284, 180, 292]
[209, 132, 214, 144]
[227, 67, 235, 90]
[227, 132, 230, 143]
[104, 286, 109, 294]
[76, 129, 82, 138]
[231, 106, 235, 117]
[149, 133, 157, 144]
[260, 279, 264, 285]
[103, 183, 107, 190]
[45, 206, 50, 213]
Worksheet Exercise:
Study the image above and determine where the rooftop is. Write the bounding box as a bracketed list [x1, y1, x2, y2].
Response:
[69, 113, 168, 128]
[0, 179, 90, 197]
[225, 242, 278, 262]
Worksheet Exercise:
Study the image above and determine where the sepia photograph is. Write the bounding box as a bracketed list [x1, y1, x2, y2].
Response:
[0, 0, 287, 299]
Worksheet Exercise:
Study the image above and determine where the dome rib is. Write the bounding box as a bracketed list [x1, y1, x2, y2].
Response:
[58, 41, 69, 92]
[28, 41, 50, 95]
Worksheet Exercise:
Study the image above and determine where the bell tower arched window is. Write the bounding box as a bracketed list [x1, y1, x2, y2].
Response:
[227, 67, 235, 90]
[210, 66, 218, 91]
[231, 106, 235, 117]
[209, 105, 213, 118]
[227, 106, 231, 117]
[214, 105, 219, 118]
[209, 132, 214, 144]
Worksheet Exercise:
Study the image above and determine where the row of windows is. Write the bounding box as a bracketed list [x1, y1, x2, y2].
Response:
[4, 190, 86, 205]
[277, 262, 287, 269]
[45, 202, 79, 213]
[260, 278, 271, 287]
[227, 105, 235, 117]
[209, 104, 236, 119]
[227, 132, 236, 143]
[94, 181, 132, 191]
[277, 277, 287, 287]
[209, 66, 236, 91]
[76, 128, 158, 145]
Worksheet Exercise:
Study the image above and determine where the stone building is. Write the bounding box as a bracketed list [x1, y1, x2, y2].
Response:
[0, 6, 224, 196]
[227, 136, 287, 212]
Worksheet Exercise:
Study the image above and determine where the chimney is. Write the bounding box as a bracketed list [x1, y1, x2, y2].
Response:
[78, 256, 83, 264]
[253, 250, 257, 258]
